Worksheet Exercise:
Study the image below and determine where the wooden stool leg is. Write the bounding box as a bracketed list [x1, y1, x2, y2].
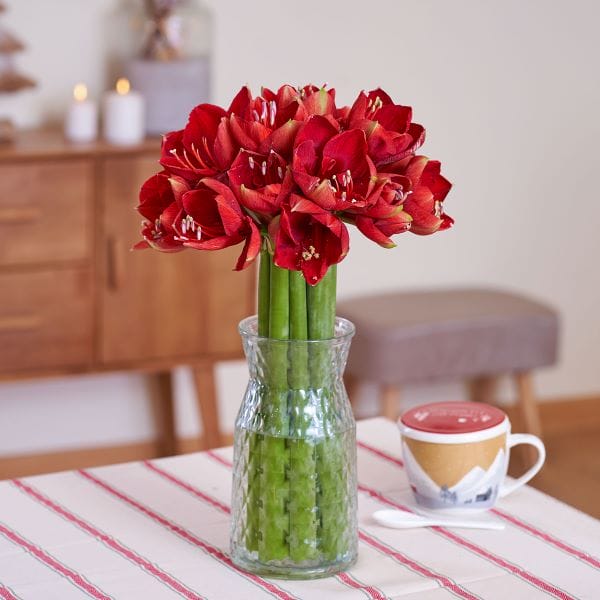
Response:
[514, 371, 542, 466]
[380, 384, 401, 421]
[344, 373, 359, 410]
[514, 372, 542, 437]
[149, 371, 178, 457]
[192, 361, 222, 449]
[468, 376, 499, 406]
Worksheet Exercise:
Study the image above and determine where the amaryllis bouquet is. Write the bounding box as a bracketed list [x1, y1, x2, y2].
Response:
[136, 84, 452, 577]
[136, 84, 451, 276]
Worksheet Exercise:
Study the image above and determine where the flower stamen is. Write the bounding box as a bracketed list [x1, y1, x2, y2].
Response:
[261, 100, 268, 123]
[180, 215, 196, 237]
[302, 245, 320, 261]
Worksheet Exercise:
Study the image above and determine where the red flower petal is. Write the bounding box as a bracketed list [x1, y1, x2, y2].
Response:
[137, 173, 173, 221]
[322, 129, 369, 177]
[355, 216, 397, 248]
[228, 86, 253, 116]
[235, 218, 261, 270]
[213, 119, 237, 170]
[183, 104, 227, 150]
[375, 104, 412, 132]
[294, 115, 338, 152]
[303, 88, 335, 116]
[259, 119, 302, 157]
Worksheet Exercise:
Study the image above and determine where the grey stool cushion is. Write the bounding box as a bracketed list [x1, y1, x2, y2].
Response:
[338, 288, 559, 385]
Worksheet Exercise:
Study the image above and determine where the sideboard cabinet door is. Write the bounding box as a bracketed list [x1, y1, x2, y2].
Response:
[99, 156, 255, 365]
[0, 160, 92, 267]
[0, 268, 93, 373]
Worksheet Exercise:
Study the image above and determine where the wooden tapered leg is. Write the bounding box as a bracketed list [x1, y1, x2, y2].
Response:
[514, 371, 542, 466]
[380, 384, 401, 421]
[344, 373, 359, 410]
[514, 371, 542, 437]
[149, 371, 178, 457]
[468, 376, 499, 406]
[192, 360, 222, 449]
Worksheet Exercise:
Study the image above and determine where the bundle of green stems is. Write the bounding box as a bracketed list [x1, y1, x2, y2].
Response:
[245, 248, 347, 563]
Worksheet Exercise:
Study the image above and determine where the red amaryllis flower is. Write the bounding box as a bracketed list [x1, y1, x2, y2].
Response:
[160, 100, 239, 182]
[354, 210, 413, 248]
[296, 85, 338, 118]
[228, 149, 294, 222]
[135, 172, 189, 251]
[175, 178, 261, 271]
[292, 116, 379, 212]
[227, 85, 303, 160]
[400, 156, 453, 235]
[272, 196, 349, 284]
[347, 88, 425, 167]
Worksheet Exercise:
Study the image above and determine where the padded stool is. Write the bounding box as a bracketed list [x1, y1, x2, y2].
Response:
[338, 288, 559, 437]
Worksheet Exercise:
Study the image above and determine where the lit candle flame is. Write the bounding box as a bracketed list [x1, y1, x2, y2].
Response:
[116, 78, 130, 95]
[73, 83, 88, 102]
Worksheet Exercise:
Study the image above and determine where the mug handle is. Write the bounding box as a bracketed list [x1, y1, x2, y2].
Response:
[499, 433, 546, 498]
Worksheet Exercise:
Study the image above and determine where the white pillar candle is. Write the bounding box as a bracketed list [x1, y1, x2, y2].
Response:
[103, 78, 145, 145]
[64, 83, 98, 143]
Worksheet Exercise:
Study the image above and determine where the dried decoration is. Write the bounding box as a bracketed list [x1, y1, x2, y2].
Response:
[141, 0, 183, 61]
[0, 2, 36, 94]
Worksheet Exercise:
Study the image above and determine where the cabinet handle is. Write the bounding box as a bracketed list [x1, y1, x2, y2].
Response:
[106, 236, 125, 291]
[0, 206, 41, 224]
[0, 314, 42, 332]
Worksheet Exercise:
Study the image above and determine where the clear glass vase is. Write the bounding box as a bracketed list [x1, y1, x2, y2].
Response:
[230, 316, 358, 579]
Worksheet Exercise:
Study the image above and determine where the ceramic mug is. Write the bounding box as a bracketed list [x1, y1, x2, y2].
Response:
[398, 401, 545, 512]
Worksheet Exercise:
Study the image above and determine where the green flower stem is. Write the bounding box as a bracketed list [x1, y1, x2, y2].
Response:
[259, 263, 290, 561]
[307, 266, 345, 560]
[268, 263, 290, 341]
[288, 270, 308, 386]
[288, 270, 318, 562]
[245, 248, 271, 552]
[307, 265, 336, 338]
[257, 247, 271, 337]
[315, 435, 346, 560]
[307, 265, 337, 387]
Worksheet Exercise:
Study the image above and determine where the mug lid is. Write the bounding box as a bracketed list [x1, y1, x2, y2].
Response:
[400, 402, 506, 434]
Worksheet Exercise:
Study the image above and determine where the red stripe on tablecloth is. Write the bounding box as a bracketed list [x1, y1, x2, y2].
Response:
[204, 451, 471, 599]
[358, 530, 478, 600]
[0, 588, 16, 600]
[358, 483, 575, 600]
[0, 521, 110, 600]
[79, 469, 298, 600]
[143, 461, 230, 515]
[490, 508, 600, 569]
[357, 440, 404, 467]
[12, 479, 205, 600]
[358, 439, 600, 571]
[335, 571, 389, 600]
[0, 585, 18, 600]
[145, 459, 388, 600]
[205, 450, 232, 468]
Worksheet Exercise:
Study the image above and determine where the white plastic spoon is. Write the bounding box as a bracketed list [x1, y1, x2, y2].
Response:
[373, 509, 505, 531]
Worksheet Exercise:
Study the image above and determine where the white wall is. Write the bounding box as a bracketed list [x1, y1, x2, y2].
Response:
[0, 0, 598, 456]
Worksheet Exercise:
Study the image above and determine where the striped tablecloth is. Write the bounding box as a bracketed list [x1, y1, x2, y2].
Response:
[1, 418, 598, 599]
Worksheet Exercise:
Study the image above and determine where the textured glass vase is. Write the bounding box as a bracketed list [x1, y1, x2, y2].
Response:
[230, 316, 358, 579]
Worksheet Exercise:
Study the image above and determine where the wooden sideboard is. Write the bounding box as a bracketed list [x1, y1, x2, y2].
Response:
[0, 130, 255, 452]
